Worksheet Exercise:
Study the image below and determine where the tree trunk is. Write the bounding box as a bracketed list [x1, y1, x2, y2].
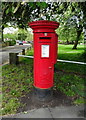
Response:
[66, 39, 69, 44]
[72, 30, 82, 49]
[72, 39, 78, 49]
[2, 26, 4, 42]
[84, 27, 86, 45]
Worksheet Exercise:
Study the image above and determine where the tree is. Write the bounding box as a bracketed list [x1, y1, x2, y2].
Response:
[2, 2, 49, 41]
[15, 28, 27, 41]
[2, 2, 69, 38]
[2, 2, 48, 28]
[70, 3, 83, 49]
[60, 2, 85, 49]
[78, 2, 86, 45]
[2, 2, 85, 49]
[2, 2, 69, 28]
[25, 31, 33, 41]
[57, 25, 77, 44]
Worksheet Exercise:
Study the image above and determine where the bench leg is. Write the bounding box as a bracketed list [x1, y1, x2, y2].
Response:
[9, 53, 19, 64]
[22, 49, 25, 55]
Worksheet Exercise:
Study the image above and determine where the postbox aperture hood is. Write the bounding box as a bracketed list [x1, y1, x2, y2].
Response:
[28, 20, 60, 33]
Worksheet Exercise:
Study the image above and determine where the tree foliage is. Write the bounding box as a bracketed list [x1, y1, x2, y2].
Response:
[2, 2, 69, 28]
[2, 2, 86, 48]
[15, 28, 27, 41]
[57, 2, 85, 49]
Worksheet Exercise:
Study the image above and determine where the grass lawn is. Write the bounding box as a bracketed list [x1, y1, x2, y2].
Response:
[28, 44, 85, 61]
[2, 44, 86, 115]
[2, 60, 33, 115]
[58, 44, 85, 62]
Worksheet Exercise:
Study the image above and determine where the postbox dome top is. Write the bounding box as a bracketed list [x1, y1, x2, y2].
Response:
[28, 20, 59, 33]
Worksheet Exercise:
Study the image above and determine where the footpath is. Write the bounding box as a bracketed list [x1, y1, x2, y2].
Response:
[2, 105, 85, 119]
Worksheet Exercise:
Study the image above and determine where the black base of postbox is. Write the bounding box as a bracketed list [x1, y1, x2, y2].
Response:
[33, 87, 53, 102]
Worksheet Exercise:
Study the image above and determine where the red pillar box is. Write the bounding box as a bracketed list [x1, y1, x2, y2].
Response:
[28, 20, 59, 101]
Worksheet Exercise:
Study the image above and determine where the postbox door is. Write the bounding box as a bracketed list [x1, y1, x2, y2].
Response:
[34, 43, 54, 88]
[34, 34, 54, 88]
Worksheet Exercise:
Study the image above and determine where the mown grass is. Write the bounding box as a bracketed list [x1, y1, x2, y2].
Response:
[2, 44, 85, 115]
[58, 44, 85, 62]
[2, 60, 33, 115]
[54, 70, 86, 104]
[26, 44, 85, 62]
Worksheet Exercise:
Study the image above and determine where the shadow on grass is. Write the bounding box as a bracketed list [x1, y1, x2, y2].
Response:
[58, 52, 85, 62]
[55, 62, 86, 75]
[2, 57, 86, 116]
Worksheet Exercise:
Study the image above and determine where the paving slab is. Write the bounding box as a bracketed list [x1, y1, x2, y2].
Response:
[4, 108, 53, 118]
[49, 105, 85, 118]
[3, 105, 85, 119]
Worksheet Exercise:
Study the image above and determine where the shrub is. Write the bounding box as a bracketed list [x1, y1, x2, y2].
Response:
[10, 40, 16, 46]
[5, 40, 16, 46]
[2, 42, 6, 47]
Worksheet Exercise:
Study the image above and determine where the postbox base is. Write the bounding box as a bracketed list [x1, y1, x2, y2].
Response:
[33, 87, 53, 102]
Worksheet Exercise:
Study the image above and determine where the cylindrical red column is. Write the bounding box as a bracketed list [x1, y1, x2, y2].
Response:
[28, 20, 59, 101]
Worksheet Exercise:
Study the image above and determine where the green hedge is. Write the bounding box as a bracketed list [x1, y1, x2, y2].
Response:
[7, 40, 16, 46]
[2, 40, 16, 47]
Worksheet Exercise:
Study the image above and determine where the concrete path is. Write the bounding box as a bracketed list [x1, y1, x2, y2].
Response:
[3, 105, 85, 119]
[0, 44, 31, 64]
